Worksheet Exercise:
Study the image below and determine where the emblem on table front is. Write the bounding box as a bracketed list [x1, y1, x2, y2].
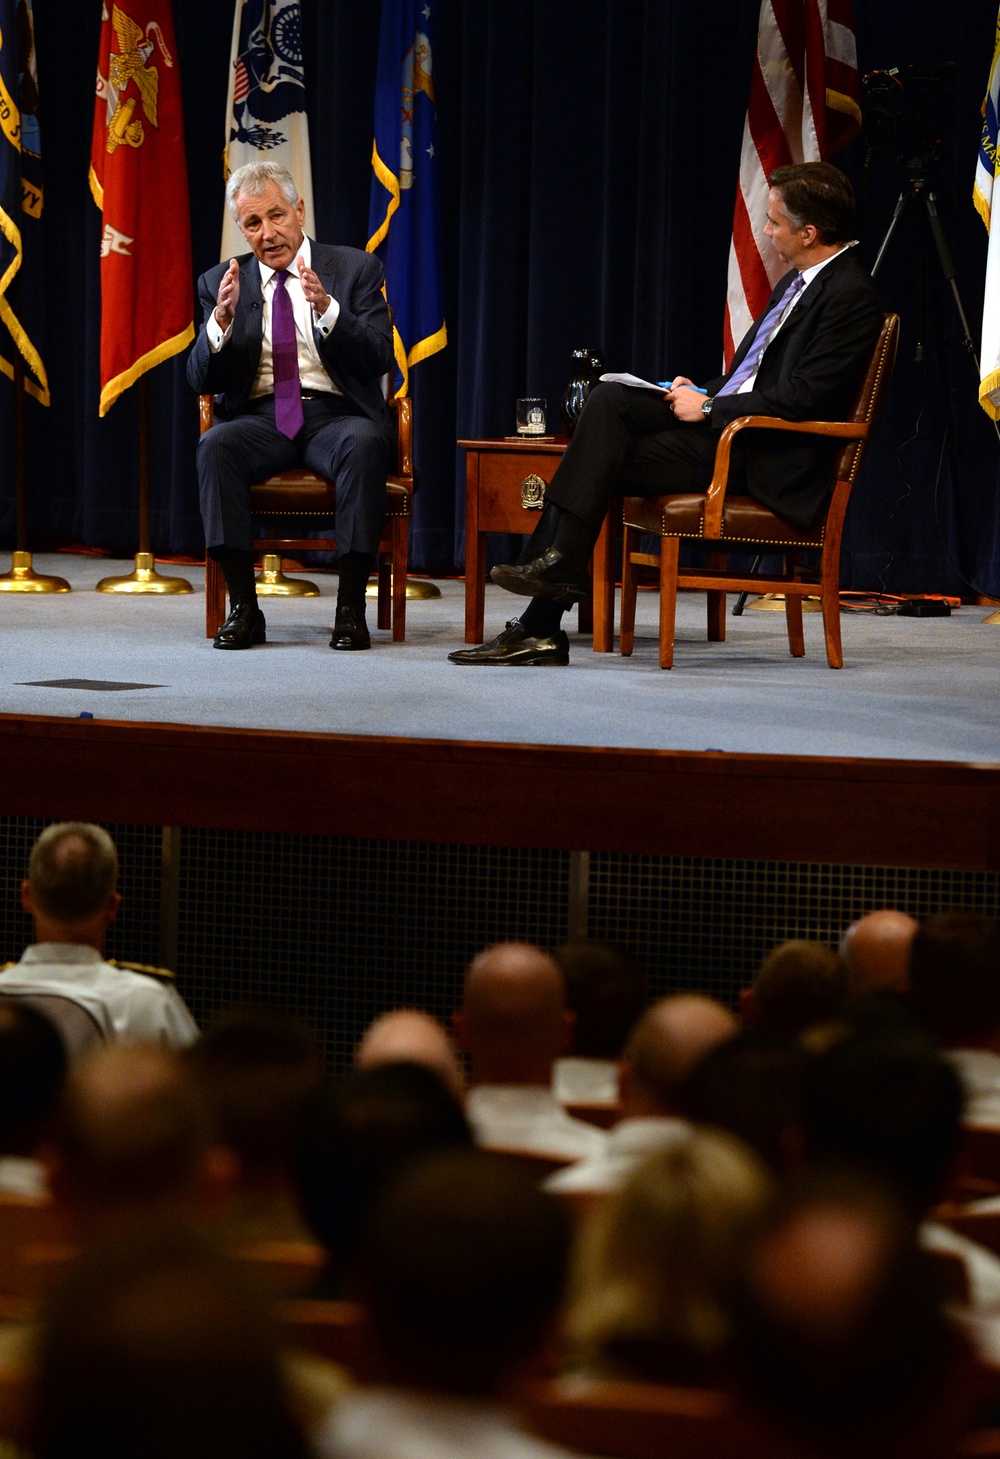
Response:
[520, 474, 546, 510]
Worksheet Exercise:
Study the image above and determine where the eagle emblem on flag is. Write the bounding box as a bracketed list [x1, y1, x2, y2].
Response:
[98, 2, 174, 155]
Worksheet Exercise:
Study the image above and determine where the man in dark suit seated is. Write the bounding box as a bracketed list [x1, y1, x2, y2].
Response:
[188, 162, 395, 651]
[449, 161, 882, 667]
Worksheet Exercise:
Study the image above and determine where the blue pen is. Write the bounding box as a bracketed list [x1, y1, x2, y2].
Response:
[658, 380, 707, 393]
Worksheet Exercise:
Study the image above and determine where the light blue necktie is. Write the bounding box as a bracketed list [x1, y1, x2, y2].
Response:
[717, 272, 806, 397]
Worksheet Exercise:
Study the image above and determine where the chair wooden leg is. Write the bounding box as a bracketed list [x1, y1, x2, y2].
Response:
[619, 525, 639, 656]
[784, 591, 805, 657]
[658, 537, 680, 669]
[820, 547, 843, 669]
[706, 553, 727, 642]
[391, 515, 408, 642]
[205, 555, 227, 638]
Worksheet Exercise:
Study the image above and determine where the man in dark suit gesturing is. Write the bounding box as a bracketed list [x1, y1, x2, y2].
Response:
[449, 162, 883, 667]
[188, 162, 395, 651]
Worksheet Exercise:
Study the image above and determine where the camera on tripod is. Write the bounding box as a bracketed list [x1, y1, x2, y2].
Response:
[860, 63, 956, 176]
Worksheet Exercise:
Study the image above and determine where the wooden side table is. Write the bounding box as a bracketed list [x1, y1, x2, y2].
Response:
[459, 436, 618, 651]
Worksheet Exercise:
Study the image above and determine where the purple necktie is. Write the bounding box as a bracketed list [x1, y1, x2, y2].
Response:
[272, 270, 304, 439]
[717, 271, 806, 397]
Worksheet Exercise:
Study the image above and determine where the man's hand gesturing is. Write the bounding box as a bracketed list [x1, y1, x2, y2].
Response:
[298, 258, 331, 317]
[214, 258, 240, 330]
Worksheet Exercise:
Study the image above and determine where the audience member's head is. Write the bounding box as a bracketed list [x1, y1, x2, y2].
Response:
[685, 1028, 808, 1172]
[566, 1129, 773, 1385]
[620, 994, 738, 1118]
[454, 942, 572, 1086]
[21, 822, 121, 949]
[50, 1044, 226, 1234]
[909, 912, 1000, 1049]
[36, 1222, 307, 1459]
[188, 1005, 324, 1193]
[805, 1026, 964, 1217]
[0, 1003, 67, 1156]
[297, 1061, 472, 1295]
[747, 939, 845, 1037]
[552, 940, 646, 1060]
[355, 1008, 465, 1102]
[733, 1170, 958, 1457]
[839, 909, 917, 998]
[360, 1148, 570, 1396]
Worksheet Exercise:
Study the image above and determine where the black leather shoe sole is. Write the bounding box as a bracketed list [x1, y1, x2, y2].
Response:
[490, 562, 592, 603]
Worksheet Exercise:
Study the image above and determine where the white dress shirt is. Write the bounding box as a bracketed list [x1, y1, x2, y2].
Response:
[1, 944, 198, 1050]
[543, 1116, 692, 1195]
[466, 1086, 609, 1162]
[318, 1386, 590, 1459]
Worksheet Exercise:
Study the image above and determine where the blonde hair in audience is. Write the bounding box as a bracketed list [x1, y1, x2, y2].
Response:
[565, 1129, 773, 1381]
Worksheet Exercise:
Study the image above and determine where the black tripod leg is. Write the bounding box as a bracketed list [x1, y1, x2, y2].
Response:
[733, 555, 764, 615]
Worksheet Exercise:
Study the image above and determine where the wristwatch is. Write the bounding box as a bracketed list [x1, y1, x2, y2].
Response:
[701, 396, 714, 419]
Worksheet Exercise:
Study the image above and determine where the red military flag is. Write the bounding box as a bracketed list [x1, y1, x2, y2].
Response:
[89, 0, 193, 415]
[723, 0, 861, 365]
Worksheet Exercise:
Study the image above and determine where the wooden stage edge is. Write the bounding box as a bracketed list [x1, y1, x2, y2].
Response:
[0, 711, 997, 870]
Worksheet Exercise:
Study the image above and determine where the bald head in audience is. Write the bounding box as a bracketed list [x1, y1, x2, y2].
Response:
[50, 1044, 229, 1235]
[840, 910, 918, 998]
[453, 943, 572, 1086]
[621, 994, 738, 1118]
[356, 1009, 465, 1102]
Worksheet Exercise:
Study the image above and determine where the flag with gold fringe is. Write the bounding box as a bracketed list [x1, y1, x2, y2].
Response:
[89, 0, 193, 417]
[975, 6, 1000, 419]
[367, 0, 447, 398]
[0, 0, 48, 405]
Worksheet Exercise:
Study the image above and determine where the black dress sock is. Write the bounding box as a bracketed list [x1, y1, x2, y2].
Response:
[337, 552, 375, 610]
[551, 507, 595, 567]
[517, 501, 561, 565]
[211, 547, 257, 609]
[518, 596, 568, 638]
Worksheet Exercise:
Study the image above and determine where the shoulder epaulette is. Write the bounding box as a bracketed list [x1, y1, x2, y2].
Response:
[107, 958, 176, 984]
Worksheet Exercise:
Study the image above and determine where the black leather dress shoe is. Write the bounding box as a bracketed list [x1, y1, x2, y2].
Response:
[213, 602, 266, 650]
[448, 619, 570, 666]
[329, 605, 371, 650]
[490, 548, 592, 603]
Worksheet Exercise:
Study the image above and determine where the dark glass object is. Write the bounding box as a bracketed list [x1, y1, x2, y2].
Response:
[560, 347, 605, 435]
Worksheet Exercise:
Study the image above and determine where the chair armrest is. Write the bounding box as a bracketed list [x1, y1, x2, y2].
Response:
[199, 394, 215, 434]
[389, 395, 413, 480]
[702, 414, 868, 537]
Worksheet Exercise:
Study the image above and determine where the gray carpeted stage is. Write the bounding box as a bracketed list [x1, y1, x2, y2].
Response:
[0, 553, 997, 765]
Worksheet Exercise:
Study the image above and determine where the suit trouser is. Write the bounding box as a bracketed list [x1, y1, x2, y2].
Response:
[197, 395, 394, 557]
[542, 381, 744, 541]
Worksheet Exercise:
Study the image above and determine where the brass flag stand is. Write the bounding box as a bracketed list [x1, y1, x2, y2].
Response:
[0, 361, 69, 594]
[96, 379, 191, 595]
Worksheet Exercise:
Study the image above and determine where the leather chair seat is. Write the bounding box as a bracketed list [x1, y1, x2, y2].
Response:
[249, 473, 411, 519]
[623, 493, 826, 548]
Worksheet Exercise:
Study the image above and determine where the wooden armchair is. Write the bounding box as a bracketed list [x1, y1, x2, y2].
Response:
[619, 312, 899, 669]
[198, 393, 413, 641]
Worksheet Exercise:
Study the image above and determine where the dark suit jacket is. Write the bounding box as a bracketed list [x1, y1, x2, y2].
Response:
[702, 249, 883, 530]
[186, 241, 394, 441]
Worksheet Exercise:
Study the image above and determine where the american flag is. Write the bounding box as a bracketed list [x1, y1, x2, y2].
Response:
[723, 0, 861, 365]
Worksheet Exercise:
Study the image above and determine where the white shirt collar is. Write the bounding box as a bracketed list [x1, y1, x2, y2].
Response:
[799, 241, 852, 288]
